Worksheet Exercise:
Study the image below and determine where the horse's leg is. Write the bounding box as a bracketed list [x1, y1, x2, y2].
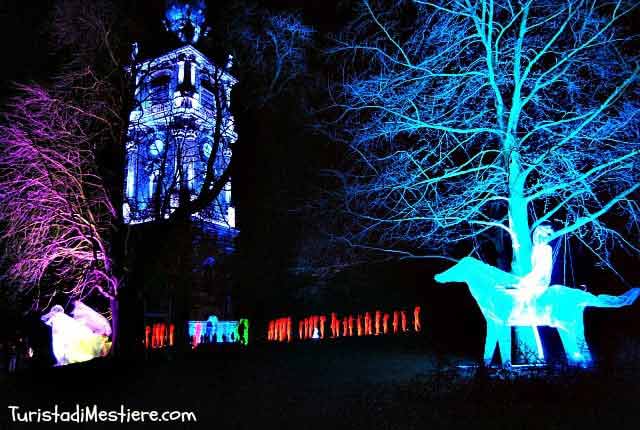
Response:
[571, 322, 593, 367]
[558, 324, 592, 367]
[497, 324, 512, 367]
[484, 322, 499, 366]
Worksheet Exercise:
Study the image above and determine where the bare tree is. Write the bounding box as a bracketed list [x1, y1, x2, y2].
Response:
[329, 0, 639, 276]
[0, 84, 117, 313]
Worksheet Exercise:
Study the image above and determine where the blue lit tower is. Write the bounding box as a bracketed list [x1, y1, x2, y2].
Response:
[124, 0, 236, 235]
[126, 0, 238, 322]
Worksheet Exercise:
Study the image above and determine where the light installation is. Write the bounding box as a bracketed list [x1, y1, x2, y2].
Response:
[267, 306, 421, 342]
[269, 317, 292, 342]
[145, 322, 175, 350]
[41, 302, 112, 366]
[434, 256, 640, 367]
[187, 315, 249, 348]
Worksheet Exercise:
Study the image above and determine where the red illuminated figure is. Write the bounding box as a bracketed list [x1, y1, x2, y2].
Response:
[401, 311, 408, 332]
[414, 306, 421, 332]
[152, 323, 161, 348]
[364, 312, 372, 336]
[375, 311, 381, 335]
[383, 313, 390, 334]
[287, 318, 292, 342]
[342, 317, 348, 336]
[319, 315, 326, 339]
[161, 323, 167, 347]
[304, 318, 309, 339]
[348, 316, 355, 337]
[169, 324, 175, 346]
[331, 313, 340, 338]
[357, 314, 363, 336]
[145, 325, 151, 349]
[393, 311, 399, 333]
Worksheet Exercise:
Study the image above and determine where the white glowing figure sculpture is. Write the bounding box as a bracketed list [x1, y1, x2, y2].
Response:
[434, 254, 640, 367]
[71, 300, 112, 337]
[41, 303, 111, 366]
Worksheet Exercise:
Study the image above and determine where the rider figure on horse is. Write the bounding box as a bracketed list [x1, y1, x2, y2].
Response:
[510, 224, 554, 323]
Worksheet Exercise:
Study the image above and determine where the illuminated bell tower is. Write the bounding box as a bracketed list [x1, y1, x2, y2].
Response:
[124, 0, 237, 243]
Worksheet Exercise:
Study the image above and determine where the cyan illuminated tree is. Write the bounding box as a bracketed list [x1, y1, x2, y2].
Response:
[330, 0, 639, 279]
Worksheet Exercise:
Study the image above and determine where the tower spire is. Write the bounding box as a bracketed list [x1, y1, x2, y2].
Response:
[164, 0, 207, 44]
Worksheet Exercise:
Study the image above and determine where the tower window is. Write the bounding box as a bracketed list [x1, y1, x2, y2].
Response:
[201, 77, 215, 93]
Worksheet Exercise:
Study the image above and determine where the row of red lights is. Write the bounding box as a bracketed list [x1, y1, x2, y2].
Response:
[145, 323, 175, 349]
[268, 306, 422, 342]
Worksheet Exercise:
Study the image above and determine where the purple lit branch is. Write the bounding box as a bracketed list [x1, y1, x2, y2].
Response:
[0, 85, 117, 309]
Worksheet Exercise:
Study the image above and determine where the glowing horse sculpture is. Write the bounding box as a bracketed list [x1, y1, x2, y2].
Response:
[41, 303, 111, 366]
[434, 257, 640, 367]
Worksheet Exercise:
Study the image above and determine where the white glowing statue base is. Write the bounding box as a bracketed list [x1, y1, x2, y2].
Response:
[435, 257, 640, 367]
[41, 301, 112, 366]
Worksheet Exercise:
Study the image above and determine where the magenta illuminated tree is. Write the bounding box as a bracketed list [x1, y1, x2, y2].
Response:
[0, 85, 117, 319]
[329, 0, 640, 358]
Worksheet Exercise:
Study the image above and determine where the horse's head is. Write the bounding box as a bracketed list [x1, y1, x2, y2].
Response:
[71, 300, 112, 336]
[434, 258, 468, 284]
[41, 305, 65, 326]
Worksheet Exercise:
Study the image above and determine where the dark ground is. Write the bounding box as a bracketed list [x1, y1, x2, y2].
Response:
[3, 337, 640, 430]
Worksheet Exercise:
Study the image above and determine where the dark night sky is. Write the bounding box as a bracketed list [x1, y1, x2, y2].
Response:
[0, 0, 352, 90]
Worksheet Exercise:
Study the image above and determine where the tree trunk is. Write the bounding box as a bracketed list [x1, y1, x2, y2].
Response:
[507, 151, 543, 364]
[109, 297, 119, 356]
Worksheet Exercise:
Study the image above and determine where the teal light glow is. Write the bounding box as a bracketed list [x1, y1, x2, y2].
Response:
[435, 257, 640, 367]
[188, 315, 248, 347]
